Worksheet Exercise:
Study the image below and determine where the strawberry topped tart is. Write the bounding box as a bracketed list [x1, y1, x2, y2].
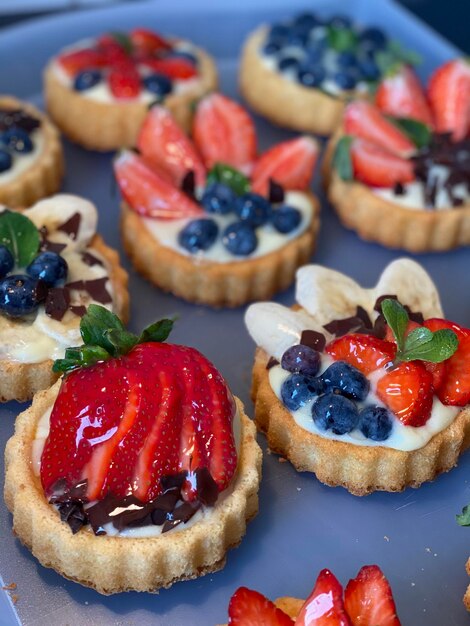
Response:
[44, 28, 217, 150]
[115, 94, 320, 307]
[4, 306, 261, 593]
[325, 60, 470, 252]
[223, 564, 401, 625]
[245, 258, 470, 495]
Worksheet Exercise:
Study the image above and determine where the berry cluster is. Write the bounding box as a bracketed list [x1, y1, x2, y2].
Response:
[0, 108, 40, 174]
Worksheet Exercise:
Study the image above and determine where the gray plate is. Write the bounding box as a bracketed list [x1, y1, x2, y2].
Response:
[0, 1, 469, 624]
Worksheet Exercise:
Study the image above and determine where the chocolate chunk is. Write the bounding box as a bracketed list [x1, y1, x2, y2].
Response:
[69, 305, 87, 318]
[268, 179, 285, 204]
[162, 502, 201, 533]
[195, 467, 218, 507]
[57, 501, 87, 534]
[161, 472, 187, 493]
[373, 314, 387, 339]
[266, 356, 280, 370]
[323, 315, 366, 337]
[393, 181, 406, 196]
[300, 329, 326, 352]
[181, 170, 196, 197]
[58, 213, 81, 240]
[66, 277, 112, 305]
[373, 295, 424, 324]
[0, 108, 40, 133]
[81, 251, 104, 267]
[373, 294, 398, 313]
[40, 238, 67, 254]
[45, 287, 71, 321]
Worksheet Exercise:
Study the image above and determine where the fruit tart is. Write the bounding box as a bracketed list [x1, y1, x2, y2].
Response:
[0, 194, 128, 402]
[245, 258, 470, 495]
[4, 306, 261, 594]
[116, 95, 320, 307]
[222, 564, 401, 625]
[324, 60, 470, 252]
[0, 96, 63, 207]
[44, 28, 217, 151]
[239, 10, 418, 136]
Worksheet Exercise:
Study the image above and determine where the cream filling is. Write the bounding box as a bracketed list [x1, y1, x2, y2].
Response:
[0, 129, 44, 185]
[141, 191, 313, 263]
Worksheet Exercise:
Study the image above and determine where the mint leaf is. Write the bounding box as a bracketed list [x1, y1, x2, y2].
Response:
[110, 31, 133, 55]
[206, 163, 250, 196]
[53, 345, 110, 374]
[332, 136, 353, 181]
[327, 26, 358, 52]
[80, 304, 125, 353]
[403, 328, 458, 363]
[140, 318, 175, 343]
[104, 328, 139, 357]
[389, 117, 431, 149]
[457, 504, 470, 526]
[381, 298, 409, 352]
[387, 40, 421, 67]
[403, 326, 433, 353]
[0, 210, 40, 267]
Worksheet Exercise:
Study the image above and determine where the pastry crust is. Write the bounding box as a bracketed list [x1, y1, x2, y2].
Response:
[0, 96, 64, 207]
[465, 559, 470, 611]
[44, 46, 218, 151]
[239, 27, 366, 136]
[324, 130, 470, 252]
[0, 234, 129, 403]
[4, 384, 262, 594]
[120, 194, 320, 308]
[251, 348, 470, 496]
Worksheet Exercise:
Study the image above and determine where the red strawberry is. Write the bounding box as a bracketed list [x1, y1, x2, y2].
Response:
[376, 361, 434, 426]
[384, 320, 420, 343]
[137, 106, 206, 186]
[375, 65, 433, 127]
[57, 48, 106, 76]
[350, 138, 415, 188]
[193, 93, 257, 172]
[344, 101, 415, 157]
[228, 587, 294, 625]
[97, 34, 130, 66]
[114, 151, 203, 219]
[428, 59, 470, 141]
[130, 28, 171, 55]
[251, 136, 318, 196]
[141, 57, 197, 79]
[325, 335, 396, 376]
[108, 67, 141, 99]
[295, 569, 352, 625]
[344, 565, 401, 626]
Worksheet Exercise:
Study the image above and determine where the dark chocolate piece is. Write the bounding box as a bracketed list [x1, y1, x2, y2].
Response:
[268, 179, 285, 204]
[195, 467, 218, 507]
[181, 170, 196, 198]
[69, 305, 87, 318]
[81, 251, 104, 267]
[0, 108, 40, 134]
[300, 329, 326, 352]
[162, 502, 201, 533]
[393, 181, 406, 196]
[266, 356, 280, 370]
[66, 277, 112, 305]
[45, 287, 71, 321]
[58, 213, 82, 240]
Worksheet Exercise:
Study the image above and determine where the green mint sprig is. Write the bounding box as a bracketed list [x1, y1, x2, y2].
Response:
[53, 304, 175, 374]
[332, 136, 354, 181]
[381, 299, 458, 363]
[0, 210, 40, 267]
[327, 26, 358, 53]
[456, 504, 470, 527]
[206, 163, 250, 196]
[388, 117, 432, 149]
[109, 31, 133, 55]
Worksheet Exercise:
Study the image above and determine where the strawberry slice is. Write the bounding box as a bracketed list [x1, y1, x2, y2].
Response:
[108, 66, 141, 99]
[130, 28, 171, 55]
[344, 565, 401, 626]
[114, 151, 203, 219]
[344, 101, 415, 157]
[428, 59, 470, 141]
[137, 106, 206, 186]
[376, 361, 434, 426]
[350, 138, 415, 188]
[228, 587, 294, 625]
[141, 57, 197, 79]
[193, 93, 257, 172]
[97, 34, 130, 66]
[295, 569, 352, 625]
[325, 334, 396, 376]
[384, 320, 420, 343]
[375, 65, 433, 127]
[58, 49, 106, 76]
[251, 136, 318, 196]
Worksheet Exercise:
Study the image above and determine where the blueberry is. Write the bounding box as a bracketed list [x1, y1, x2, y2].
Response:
[167, 50, 198, 65]
[287, 28, 310, 47]
[143, 74, 173, 97]
[201, 183, 236, 215]
[0, 128, 33, 154]
[281, 344, 321, 377]
[337, 51, 357, 68]
[305, 42, 326, 63]
[0, 149, 12, 173]
[235, 193, 271, 227]
[73, 69, 102, 91]
[312, 392, 359, 435]
[328, 15, 352, 29]
[298, 64, 326, 87]
[272, 205, 302, 233]
[360, 27, 387, 50]
[0, 274, 46, 317]
[321, 361, 370, 401]
[269, 24, 290, 41]
[358, 406, 393, 441]
[0, 246, 14, 278]
[333, 70, 357, 90]
[263, 40, 282, 55]
[278, 56, 300, 72]
[26, 251, 68, 287]
[222, 222, 258, 256]
[358, 58, 380, 81]
[293, 12, 321, 30]
[281, 373, 323, 411]
[178, 219, 219, 253]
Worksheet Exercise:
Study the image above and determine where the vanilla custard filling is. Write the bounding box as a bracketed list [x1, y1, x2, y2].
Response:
[141, 191, 314, 263]
[0, 129, 44, 185]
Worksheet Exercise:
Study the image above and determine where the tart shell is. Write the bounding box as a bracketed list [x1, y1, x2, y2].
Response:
[120, 194, 320, 308]
[465, 560, 470, 611]
[0, 96, 64, 207]
[251, 348, 470, 496]
[44, 46, 218, 151]
[4, 384, 262, 594]
[0, 234, 129, 403]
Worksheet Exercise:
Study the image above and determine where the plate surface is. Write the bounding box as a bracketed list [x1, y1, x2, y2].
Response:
[0, 1, 469, 624]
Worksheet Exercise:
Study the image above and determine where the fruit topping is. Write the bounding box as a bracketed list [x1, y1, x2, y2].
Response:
[58, 49, 106, 76]
[26, 251, 68, 287]
[350, 138, 415, 187]
[344, 565, 401, 626]
[375, 65, 433, 127]
[178, 218, 219, 253]
[228, 586, 294, 625]
[0, 245, 14, 278]
[73, 69, 102, 92]
[129, 28, 172, 55]
[0, 149, 12, 173]
[141, 57, 197, 79]
[235, 192, 272, 227]
[295, 568, 352, 625]
[281, 374, 323, 411]
[142, 74, 172, 97]
[1, 127, 34, 154]
[358, 406, 393, 442]
[108, 66, 141, 99]
[312, 392, 360, 436]
[222, 222, 258, 256]
[326, 334, 396, 376]
[281, 344, 321, 377]
[428, 59, 470, 142]
[0, 274, 46, 318]
[272, 205, 302, 233]
[320, 361, 370, 401]
[201, 183, 237, 215]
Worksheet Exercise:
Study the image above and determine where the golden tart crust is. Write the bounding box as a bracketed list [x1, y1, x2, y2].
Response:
[251, 347, 470, 496]
[0, 96, 63, 207]
[465, 561, 470, 611]
[4, 385, 261, 594]
[0, 233, 129, 403]
[44, 46, 218, 151]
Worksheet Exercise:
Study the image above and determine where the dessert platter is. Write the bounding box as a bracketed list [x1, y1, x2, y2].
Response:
[0, 1, 469, 625]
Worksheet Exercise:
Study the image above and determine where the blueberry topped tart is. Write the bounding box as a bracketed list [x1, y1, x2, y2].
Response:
[116, 95, 320, 307]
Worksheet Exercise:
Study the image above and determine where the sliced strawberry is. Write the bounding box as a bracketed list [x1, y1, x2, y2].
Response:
[130, 28, 171, 55]
[137, 106, 206, 187]
[376, 361, 434, 426]
[228, 587, 294, 625]
[114, 151, 203, 219]
[344, 101, 415, 157]
[108, 67, 141, 99]
[141, 57, 197, 79]
[423, 317, 470, 339]
[295, 569, 352, 625]
[375, 65, 433, 127]
[326, 334, 396, 376]
[344, 565, 401, 626]
[251, 136, 318, 196]
[350, 138, 415, 188]
[428, 59, 470, 141]
[384, 320, 420, 343]
[424, 361, 447, 392]
[57, 48, 106, 76]
[193, 93, 257, 172]
[97, 34, 130, 66]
